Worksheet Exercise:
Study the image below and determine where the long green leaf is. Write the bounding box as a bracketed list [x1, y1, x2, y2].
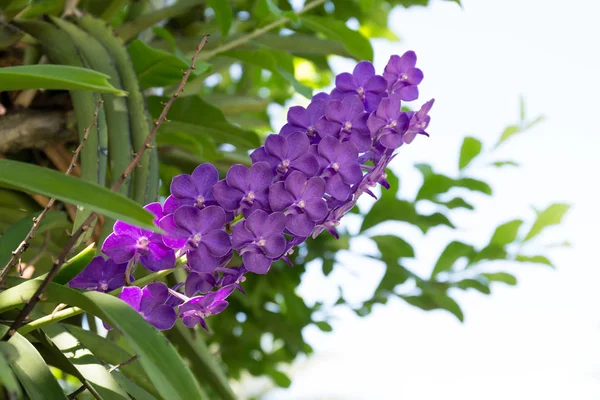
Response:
[129, 39, 210, 89]
[0, 65, 126, 95]
[0, 280, 205, 400]
[0, 326, 67, 400]
[524, 203, 570, 242]
[166, 322, 236, 400]
[206, 0, 233, 37]
[111, 370, 158, 400]
[66, 324, 159, 398]
[0, 349, 22, 400]
[42, 324, 131, 400]
[0, 159, 157, 231]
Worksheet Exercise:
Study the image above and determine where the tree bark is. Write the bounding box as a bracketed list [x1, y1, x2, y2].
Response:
[0, 109, 76, 153]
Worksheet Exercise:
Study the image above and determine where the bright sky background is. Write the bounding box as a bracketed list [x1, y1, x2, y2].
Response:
[238, 0, 600, 398]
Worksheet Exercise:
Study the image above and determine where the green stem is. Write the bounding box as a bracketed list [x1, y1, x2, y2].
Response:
[198, 0, 327, 60]
[19, 267, 179, 335]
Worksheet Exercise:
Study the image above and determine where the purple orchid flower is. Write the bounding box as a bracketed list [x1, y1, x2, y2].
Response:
[250, 132, 319, 177]
[383, 51, 424, 101]
[404, 99, 435, 143]
[163, 163, 220, 214]
[279, 100, 327, 142]
[316, 136, 364, 201]
[185, 271, 218, 296]
[212, 162, 273, 217]
[315, 95, 372, 152]
[367, 94, 410, 150]
[269, 171, 328, 237]
[331, 61, 388, 112]
[179, 286, 235, 330]
[159, 205, 231, 273]
[231, 210, 287, 274]
[68, 256, 128, 292]
[102, 203, 176, 272]
[219, 266, 247, 294]
[117, 283, 177, 331]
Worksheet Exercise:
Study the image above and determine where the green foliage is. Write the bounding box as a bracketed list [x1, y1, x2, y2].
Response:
[0, 0, 568, 397]
[0, 159, 157, 231]
[0, 64, 126, 94]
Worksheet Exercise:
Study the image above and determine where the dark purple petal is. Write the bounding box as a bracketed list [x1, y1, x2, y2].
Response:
[286, 213, 315, 237]
[365, 75, 387, 93]
[202, 230, 231, 257]
[101, 234, 137, 264]
[335, 72, 357, 92]
[303, 197, 328, 221]
[326, 174, 351, 201]
[172, 206, 202, 235]
[317, 136, 338, 162]
[315, 118, 341, 138]
[187, 244, 220, 273]
[191, 163, 219, 194]
[325, 100, 345, 123]
[242, 252, 272, 274]
[284, 171, 307, 199]
[264, 134, 288, 159]
[307, 100, 326, 123]
[170, 174, 197, 199]
[343, 95, 365, 116]
[286, 132, 310, 161]
[339, 162, 363, 185]
[185, 272, 217, 296]
[265, 212, 287, 235]
[287, 105, 308, 127]
[196, 205, 227, 234]
[353, 61, 375, 86]
[400, 51, 417, 70]
[268, 182, 295, 212]
[303, 177, 326, 200]
[139, 242, 175, 272]
[380, 132, 404, 149]
[212, 181, 245, 211]
[158, 215, 189, 248]
[143, 305, 177, 330]
[398, 85, 419, 101]
[245, 209, 269, 237]
[69, 257, 127, 292]
[231, 224, 254, 249]
[291, 153, 319, 177]
[250, 146, 278, 168]
[225, 164, 249, 192]
[140, 282, 169, 312]
[262, 233, 286, 258]
[249, 162, 273, 189]
[113, 221, 141, 238]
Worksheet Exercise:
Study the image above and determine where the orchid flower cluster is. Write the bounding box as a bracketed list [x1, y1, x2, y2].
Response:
[69, 51, 434, 332]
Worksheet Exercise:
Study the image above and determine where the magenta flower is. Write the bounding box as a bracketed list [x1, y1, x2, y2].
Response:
[179, 286, 235, 330]
[117, 283, 177, 331]
[68, 256, 128, 292]
[212, 162, 273, 217]
[159, 205, 231, 273]
[232, 210, 286, 274]
[163, 163, 219, 214]
[269, 171, 328, 237]
[102, 203, 175, 272]
[250, 132, 319, 177]
[383, 51, 424, 101]
[331, 61, 387, 112]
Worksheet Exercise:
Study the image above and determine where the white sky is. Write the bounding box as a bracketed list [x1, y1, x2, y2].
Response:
[239, 0, 600, 398]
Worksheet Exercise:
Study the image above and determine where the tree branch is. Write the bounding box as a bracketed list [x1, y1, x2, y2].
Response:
[1, 35, 209, 341]
[0, 109, 76, 153]
[198, 0, 327, 60]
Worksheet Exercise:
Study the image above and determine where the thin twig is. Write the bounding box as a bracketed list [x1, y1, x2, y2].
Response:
[1, 37, 209, 341]
[199, 0, 326, 60]
[66, 384, 87, 400]
[108, 354, 138, 373]
[0, 100, 103, 284]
